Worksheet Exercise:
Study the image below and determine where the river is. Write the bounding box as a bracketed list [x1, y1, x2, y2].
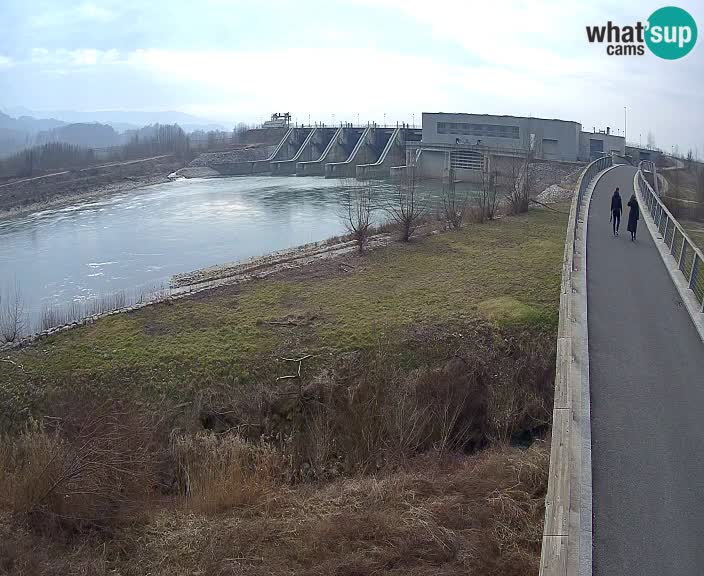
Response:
[0, 175, 464, 334]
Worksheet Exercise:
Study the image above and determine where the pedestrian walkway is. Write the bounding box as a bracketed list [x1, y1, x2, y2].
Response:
[587, 165, 704, 575]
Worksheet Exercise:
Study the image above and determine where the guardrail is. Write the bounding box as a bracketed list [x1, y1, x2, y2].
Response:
[540, 154, 613, 576]
[636, 162, 704, 311]
[571, 155, 613, 270]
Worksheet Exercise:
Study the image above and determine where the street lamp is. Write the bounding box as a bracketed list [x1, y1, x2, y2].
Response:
[383, 112, 386, 127]
[624, 106, 627, 143]
[412, 113, 415, 128]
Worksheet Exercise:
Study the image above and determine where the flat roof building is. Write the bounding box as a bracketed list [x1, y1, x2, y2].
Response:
[416, 112, 625, 180]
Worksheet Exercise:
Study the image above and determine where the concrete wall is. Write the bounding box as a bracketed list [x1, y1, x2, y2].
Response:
[271, 128, 337, 175]
[356, 128, 422, 179]
[626, 146, 662, 164]
[422, 112, 581, 162]
[297, 127, 364, 176]
[325, 127, 394, 179]
[579, 131, 626, 161]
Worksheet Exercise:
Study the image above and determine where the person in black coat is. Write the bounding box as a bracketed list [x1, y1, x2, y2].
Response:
[627, 194, 639, 241]
[610, 187, 622, 236]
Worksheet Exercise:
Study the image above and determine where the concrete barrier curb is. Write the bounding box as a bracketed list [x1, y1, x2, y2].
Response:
[540, 161, 617, 576]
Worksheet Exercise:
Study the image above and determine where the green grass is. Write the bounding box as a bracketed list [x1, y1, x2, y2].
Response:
[681, 220, 704, 253]
[1, 206, 568, 419]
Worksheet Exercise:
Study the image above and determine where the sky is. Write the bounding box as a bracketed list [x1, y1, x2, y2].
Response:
[0, 0, 702, 153]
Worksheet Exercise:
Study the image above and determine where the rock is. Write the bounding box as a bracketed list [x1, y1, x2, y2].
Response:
[536, 184, 574, 203]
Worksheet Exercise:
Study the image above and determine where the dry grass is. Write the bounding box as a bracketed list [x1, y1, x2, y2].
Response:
[170, 433, 284, 514]
[0, 442, 549, 576]
[0, 322, 554, 574]
[0, 401, 158, 535]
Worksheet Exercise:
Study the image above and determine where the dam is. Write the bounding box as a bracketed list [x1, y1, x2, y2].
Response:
[179, 123, 422, 181]
[176, 111, 627, 185]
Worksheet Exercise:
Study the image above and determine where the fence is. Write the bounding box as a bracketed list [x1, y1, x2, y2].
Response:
[636, 161, 704, 310]
[572, 155, 613, 270]
[540, 154, 613, 576]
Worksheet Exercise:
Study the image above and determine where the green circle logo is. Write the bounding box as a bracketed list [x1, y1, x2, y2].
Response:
[645, 6, 698, 59]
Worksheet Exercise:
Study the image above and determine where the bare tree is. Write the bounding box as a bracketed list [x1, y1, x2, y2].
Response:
[647, 131, 656, 150]
[0, 283, 25, 344]
[505, 149, 533, 215]
[386, 167, 425, 242]
[340, 180, 375, 253]
[478, 163, 500, 221]
[441, 167, 467, 229]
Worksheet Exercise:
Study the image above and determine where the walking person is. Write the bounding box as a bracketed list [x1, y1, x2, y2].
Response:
[610, 187, 622, 236]
[627, 193, 640, 241]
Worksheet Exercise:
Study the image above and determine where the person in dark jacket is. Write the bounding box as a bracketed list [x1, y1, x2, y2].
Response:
[627, 193, 639, 241]
[610, 187, 622, 236]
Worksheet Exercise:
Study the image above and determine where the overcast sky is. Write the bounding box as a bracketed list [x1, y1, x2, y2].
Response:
[0, 0, 702, 153]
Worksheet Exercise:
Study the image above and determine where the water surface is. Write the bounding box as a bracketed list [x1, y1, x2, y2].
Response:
[0, 176, 464, 331]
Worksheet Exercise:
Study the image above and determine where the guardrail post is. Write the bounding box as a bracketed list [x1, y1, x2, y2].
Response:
[679, 239, 687, 270]
[671, 229, 679, 256]
[690, 254, 699, 290]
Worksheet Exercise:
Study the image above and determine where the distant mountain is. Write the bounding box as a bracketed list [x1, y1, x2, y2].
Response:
[5, 107, 226, 133]
[0, 111, 66, 133]
[0, 111, 69, 156]
[35, 122, 122, 148]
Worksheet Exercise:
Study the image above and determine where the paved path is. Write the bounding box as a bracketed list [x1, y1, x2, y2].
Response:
[587, 165, 704, 575]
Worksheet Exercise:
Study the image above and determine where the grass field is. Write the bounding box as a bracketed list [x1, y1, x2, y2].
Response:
[1, 205, 567, 422]
[0, 204, 568, 575]
[681, 220, 704, 252]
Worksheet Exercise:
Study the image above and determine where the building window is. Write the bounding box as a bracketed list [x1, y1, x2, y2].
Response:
[450, 150, 484, 171]
[589, 139, 604, 153]
[437, 122, 519, 139]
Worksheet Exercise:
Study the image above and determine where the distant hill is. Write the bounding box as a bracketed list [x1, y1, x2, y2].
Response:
[0, 111, 68, 156]
[35, 122, 122, 148]
[0, 108, 233, 157]
[5, 107, 225, 133]
[0, 110, 66, 133]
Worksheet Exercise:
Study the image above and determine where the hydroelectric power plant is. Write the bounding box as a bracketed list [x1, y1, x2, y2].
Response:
[176, 111, 629, 183]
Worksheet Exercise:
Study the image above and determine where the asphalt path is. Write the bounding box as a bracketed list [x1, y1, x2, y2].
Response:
[588, 165, 704, 575]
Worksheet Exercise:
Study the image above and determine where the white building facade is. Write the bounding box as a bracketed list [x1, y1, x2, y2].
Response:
[416, 112, 625, 180]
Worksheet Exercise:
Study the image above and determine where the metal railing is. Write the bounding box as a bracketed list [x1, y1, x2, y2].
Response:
[571, 155, 613, 269]
[636, 161, 704, 311]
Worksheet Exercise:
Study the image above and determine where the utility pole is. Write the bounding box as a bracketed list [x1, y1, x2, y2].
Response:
[412, 113, 415, 128]
[624, 106, 627, 144]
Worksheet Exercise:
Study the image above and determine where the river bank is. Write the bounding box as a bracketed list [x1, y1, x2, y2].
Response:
[0, 204, 567, 575]
[0, 173, 173, 220]
[0, 155, 183, 217]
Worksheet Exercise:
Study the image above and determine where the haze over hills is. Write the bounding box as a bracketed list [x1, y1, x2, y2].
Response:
[5, 107, 226, 133]
[0, 108, 229, 157]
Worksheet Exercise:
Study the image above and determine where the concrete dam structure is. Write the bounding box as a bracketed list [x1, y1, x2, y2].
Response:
[201, 125, 422, 180]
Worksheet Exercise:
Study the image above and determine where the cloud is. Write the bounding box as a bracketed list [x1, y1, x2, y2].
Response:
[31, 48, 121, 67]
[8, 0, 704, 152]
[75, 2, 115, 22]
[0, 55, 14, 69]
[31, 2, 117, 28]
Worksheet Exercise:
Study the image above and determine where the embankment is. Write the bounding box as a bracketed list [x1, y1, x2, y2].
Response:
[0, 155, 183, 215]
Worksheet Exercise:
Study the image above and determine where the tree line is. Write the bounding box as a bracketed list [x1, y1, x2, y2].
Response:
[0, 123, 253, 180]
